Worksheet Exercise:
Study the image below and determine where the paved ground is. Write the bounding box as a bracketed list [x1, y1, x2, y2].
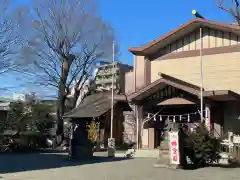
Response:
[0, 152, 240, 180]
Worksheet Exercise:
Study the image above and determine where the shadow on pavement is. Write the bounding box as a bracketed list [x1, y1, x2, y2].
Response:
[209, 163, 240, 168]
[0, 152, 127, 174]
[182, 163, 240, 170]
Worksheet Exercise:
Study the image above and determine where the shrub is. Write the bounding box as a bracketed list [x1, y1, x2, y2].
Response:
[184, 122, 221, 167]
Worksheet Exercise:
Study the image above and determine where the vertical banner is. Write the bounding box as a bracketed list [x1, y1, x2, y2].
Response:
[168, 131, 180, 165]
[205, 105, 211, 132]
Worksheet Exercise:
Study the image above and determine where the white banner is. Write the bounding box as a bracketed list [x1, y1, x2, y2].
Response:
[168, 131, 180, 165]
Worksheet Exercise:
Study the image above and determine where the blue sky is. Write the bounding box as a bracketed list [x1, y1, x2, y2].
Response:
[99, 0, 233, 64]
[0, 0, 234, 98]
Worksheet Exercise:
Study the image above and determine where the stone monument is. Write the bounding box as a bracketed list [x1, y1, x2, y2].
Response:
[69, 120, 93, 160]
[154, 118, 181, 168]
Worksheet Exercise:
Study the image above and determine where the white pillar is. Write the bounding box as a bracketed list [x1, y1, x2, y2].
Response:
[205, 104, 211, 132]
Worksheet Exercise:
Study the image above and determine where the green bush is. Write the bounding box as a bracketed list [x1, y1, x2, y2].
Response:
[0, 101, 55, 152]
[185, 122, 221, 167]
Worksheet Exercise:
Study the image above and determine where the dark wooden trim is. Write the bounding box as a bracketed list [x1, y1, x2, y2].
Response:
[138, 92, 217, 109]
[207, 27, 210, 49]
[145, 58, 151, 85]
[148, 44, 240, 61]
[214, 29, 217, 47]
[221, 31, 224, 46]
[229, 32, 232, 46]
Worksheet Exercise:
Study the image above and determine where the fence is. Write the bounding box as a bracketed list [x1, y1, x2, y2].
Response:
[220, 141, 240, 162]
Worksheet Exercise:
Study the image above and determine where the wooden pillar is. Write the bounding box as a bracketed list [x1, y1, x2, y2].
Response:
[142, 128, 149, 148]
[115, 105, 124, 145]
[136, 105, 143, 149]
[212, 104, 224, 138]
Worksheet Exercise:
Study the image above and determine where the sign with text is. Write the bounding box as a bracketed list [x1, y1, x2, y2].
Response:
[168, 131, 180, 165]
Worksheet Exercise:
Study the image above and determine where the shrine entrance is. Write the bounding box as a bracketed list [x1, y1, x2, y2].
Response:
[149, 104, 201, 149]
[141, 85, 201, 149]
[128, 75, 205, 150]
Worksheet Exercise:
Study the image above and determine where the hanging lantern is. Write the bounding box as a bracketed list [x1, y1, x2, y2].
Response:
[153, 115, 156, 121]
[179, 115, 182, 121]
[147, 113, 151, 119]
[167, 116, 170, 122]
[159, 115, 162, 121]
[173, 116, 176, 123]
[187, 114, 190, 122]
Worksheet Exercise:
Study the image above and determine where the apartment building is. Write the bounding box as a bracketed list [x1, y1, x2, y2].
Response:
[94, 62, 133, 93]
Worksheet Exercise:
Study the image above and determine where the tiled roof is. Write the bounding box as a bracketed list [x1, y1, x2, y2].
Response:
[63, 92, 117, 118]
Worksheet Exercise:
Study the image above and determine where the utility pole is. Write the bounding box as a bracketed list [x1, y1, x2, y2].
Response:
[108, 40, 115, 157]
[192, 9, 205, 122]
[110, 41, 115, 138]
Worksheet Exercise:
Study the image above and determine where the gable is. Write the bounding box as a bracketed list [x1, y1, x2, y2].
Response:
[166, 27, 240, 53]
[129, 18, 240, 56]
[151, 27, 240, 60]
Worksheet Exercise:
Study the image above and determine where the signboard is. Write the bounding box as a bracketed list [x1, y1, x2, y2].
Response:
[168, 131, 180, 165]
[108, 138, 115, 157]
[108, 138, 115, 149]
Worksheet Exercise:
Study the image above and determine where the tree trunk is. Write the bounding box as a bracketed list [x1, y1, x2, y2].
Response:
[56, 58, 70, 137]
[71, 77, 90, 108]
[56, 93, 66, 135]
[72, 86, 80, 109]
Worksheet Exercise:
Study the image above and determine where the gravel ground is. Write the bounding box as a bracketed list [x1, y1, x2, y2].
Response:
[0, 152, 240, 180]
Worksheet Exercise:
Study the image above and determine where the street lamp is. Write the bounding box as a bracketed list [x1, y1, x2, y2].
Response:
[192, 10, 205, 19]
[192, 9, 205, 122]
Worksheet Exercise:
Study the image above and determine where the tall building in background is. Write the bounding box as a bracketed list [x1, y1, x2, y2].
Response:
[94, 62, 133, 93]
[13, 92, 36, 103]
[92, 61, 109, 79]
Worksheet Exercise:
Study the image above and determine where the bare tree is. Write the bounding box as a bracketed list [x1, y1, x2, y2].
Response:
[0, 0, 21, 74]
[19, 0, 116, 137]
[217, 0, 240, 25]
